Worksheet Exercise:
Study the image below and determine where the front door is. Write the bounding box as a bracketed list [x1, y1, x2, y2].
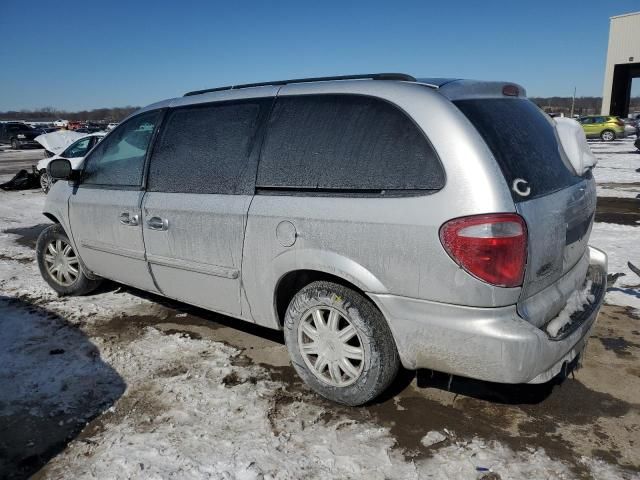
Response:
[68, 110, 163, 292]
[580, 117, 596, 138]
[141, 97, 271, 317]
[593, 116, 606, 136]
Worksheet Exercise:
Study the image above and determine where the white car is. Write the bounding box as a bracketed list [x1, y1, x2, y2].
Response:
[107, 122, 118, 130]
[36, 133, 105, 193]
[53, 119, 69, 128]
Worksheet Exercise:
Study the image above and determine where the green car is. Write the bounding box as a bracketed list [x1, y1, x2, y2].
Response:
[578, 115, 625, 141]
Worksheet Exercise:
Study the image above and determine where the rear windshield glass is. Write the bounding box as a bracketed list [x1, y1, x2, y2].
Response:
[454, 98, 580, 201]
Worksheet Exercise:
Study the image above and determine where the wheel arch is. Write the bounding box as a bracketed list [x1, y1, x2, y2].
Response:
[43, 212, 60, 224]
[274, 269, 381, 329]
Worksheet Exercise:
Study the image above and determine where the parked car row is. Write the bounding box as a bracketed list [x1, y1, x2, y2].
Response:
[0, 120, 114, 150]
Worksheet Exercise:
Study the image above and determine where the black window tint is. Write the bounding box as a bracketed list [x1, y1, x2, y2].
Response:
[257, 95, 444, 192]
[454, 98, 580, 201]
[83, 110, 161, 187]
[148, 101, 263, 194]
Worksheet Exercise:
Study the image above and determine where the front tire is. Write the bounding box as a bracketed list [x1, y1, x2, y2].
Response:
[284, 281, 399, 406]
[36, 224, 101, 295]
[11, 139, 20, 150]
[600, 129, 616, 141]
[39, 169, 53, 193]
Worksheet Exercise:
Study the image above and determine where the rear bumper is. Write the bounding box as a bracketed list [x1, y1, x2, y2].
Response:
[371, 246, 607, 384]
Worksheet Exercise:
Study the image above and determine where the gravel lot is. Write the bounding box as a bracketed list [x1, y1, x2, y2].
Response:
[0, 139, 639, 479]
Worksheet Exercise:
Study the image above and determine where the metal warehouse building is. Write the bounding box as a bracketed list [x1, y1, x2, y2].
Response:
[602, 11, 640, 116]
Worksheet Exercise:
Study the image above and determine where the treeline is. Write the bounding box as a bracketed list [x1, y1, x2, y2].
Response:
[530, 96, 640, 116]
[0, 106, 140, 122]
[2, 98, 640, 121]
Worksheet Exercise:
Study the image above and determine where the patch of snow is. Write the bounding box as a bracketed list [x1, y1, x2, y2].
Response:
[421, 430, 447, 448]
[590, 223, 640, 311]
[0, 301, 123, 418]
[546, 280, 594, 337]
[596, 185, 639, 198]
[555, 117, 597, 175]
[590, 138, 639, 186]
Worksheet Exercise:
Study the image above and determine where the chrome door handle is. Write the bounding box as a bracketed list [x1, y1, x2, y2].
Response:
[119, 212, 139, 226]
[147, 216, 169, 231]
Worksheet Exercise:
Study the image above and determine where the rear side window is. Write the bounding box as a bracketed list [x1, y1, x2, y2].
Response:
[148, 100, 265, 194]
[257, 94, 444, 192]
[454, 98, 580, 200]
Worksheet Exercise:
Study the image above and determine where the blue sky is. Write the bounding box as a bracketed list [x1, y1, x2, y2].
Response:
[1, 0, 639, 111]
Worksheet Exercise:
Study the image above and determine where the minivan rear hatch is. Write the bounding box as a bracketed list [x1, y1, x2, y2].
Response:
[452, 94, 595, 327]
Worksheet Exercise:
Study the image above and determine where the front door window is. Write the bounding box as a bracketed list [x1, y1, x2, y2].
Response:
[82, 110, 162, 187]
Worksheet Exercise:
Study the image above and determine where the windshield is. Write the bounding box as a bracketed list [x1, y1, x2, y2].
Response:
[62, 137, 93, 158]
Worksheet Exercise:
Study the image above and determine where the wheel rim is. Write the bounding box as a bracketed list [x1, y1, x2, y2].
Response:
[298, 306, 365, 387]
[602, 131, 614, 141]
[44, 239, 79, 286]
[40, 172, 51, 192]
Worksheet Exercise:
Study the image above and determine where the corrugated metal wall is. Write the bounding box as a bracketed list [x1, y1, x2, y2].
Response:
[601, 12, 640, 115]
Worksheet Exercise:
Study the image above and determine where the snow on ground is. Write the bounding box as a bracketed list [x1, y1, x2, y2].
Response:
[590, 138, 640, 187]
[588, 137, 640, 310]
[590, 222, 640, 310]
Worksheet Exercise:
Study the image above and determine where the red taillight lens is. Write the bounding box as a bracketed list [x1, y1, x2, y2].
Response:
[615, 119, 624, 126]
[439, 214, 527, 288]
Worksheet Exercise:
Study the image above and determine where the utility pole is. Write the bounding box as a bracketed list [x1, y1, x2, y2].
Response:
[570, 86, 576, 118]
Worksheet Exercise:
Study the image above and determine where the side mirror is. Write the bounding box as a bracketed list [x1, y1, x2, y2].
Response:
[48, 158, 74, 180]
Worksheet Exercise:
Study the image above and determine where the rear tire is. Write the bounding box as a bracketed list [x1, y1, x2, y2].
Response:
[36, 224, 101, 295]
[600, 129, 616, 141]
[283, 281, 399, 406]
[11, 139, 19, 150]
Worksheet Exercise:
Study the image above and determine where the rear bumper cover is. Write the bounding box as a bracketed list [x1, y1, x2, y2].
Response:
[371, 246, 607, 384]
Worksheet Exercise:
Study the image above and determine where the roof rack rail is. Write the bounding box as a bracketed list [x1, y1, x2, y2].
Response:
[183, 73, 416, 97]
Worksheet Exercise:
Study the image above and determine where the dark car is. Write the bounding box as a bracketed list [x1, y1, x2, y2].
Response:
[75, 126, 105, 134]
[0, 122, 41, 149]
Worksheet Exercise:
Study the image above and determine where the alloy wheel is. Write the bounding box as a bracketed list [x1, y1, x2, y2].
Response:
[40, 172, 51, 193]
[602, 131, 615, 141]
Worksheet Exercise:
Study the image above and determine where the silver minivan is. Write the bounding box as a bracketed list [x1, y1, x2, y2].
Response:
[38, 74, 607, 405]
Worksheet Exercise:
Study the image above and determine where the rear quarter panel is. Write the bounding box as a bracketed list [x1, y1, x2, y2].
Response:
[241, 81, 522, 329]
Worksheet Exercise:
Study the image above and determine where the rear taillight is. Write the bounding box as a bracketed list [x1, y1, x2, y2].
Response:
[614, 119, 624, 126]
[439, 214, 527, 288]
